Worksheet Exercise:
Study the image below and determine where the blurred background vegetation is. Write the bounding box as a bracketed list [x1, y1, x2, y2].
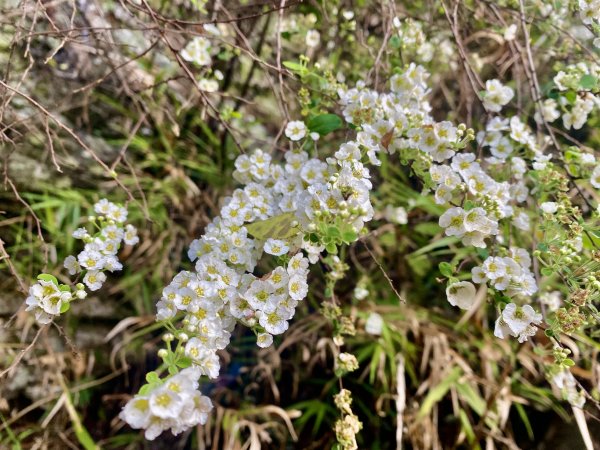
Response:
[1, 0, 599, 448]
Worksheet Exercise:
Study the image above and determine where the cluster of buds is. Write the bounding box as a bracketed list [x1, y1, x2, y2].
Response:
[556, 306, 586, 334]
[333, 389, 362, 450]
[335, 352, 359, 377]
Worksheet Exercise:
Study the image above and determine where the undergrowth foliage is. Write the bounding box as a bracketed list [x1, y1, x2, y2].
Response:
[3, 0, 600, 449]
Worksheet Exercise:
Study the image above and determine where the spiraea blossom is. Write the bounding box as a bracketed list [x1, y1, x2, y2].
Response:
[494, 303, 543, 343]
[284, 120, 307, 141]
[181, 36, 212, 66]
[119, 368, 213, 440]
[123, 107, 377, 437]
[119, 58, 598, 440]
[446, 281, 477, 310]
[25, 199, 138, 325]
[482, 79, 514, 112]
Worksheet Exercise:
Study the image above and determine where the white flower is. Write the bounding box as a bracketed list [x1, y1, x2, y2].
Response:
[512, 211, 530, 231]
[120, 396, 151, 429]
[83, 270, 106, 291]
[306, 29, 320, 47]
[124, 224, 139, 245]
[534, 99, 560, 123]
[353, 286, 369, 300]
[501, 303, 542, 336]
[591, 165, 600, 188]
[365, 312, 383, 335]
[285, 121, 307, 141]
[184, 339, 220, 378]
[540, 291, 561, 312]
[288, 274, 308, 300]
[541, 202, 558, 214]
[78, 250, 106, 270]
[493, 316, 512, 339]
[482, 257, 506, 280]
[288, 253, 309, 275]
[463, 208, 495, 234]
[384, 205, 408, 224]
[198, 78, 219, 92]
[257, 332, 274, 348]
[504, 24, 517, 41]
[263, 238, 289, 256]
[64, 255, 80, 275]
[258, 308, 289, 335]
[94, 199, 114, 215]
[439, 207, 466, 237]
[72, 228, 89, 239]
[446, 281, 477, 310]
[181, 37, 212, 66]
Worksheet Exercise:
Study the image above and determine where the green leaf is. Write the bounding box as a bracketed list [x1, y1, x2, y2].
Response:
[579, 74, 597, 90]
[60, 302, 70, 313]
[245, 212, 299, 241]
[176, 356, 192, 369]
[341, 230, 357, 243]
[37, 274, 58, 285]
[439, 262, 454, 278]
[307, 114, 343, 136]
[564, 91, 577, 104]
[389, 35, 401, 49]
[145, 371, 159, 383]
[417, 367, 462, 419]
[541, 267, 554, 276]
[59, 284, 71, 292]
[515, 403, 534, 440]
[325, 242, 337, 254]
[327, 226, 341, 239]
[283, 61, 308, 76]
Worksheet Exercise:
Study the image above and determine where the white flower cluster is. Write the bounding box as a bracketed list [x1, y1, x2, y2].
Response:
[471, 250, 537, 298]
[25, 279, 73, 324]
[336, 64, 546, 343]
[392, 17, 454, 66]
[579, 0, 600, 26]
[181, 36, 212, 66]
[553, 63, 600, 130]
[439, 206, 499, 248]
[180, 27, 224, 92]
[494, 303, 542, 343]
[119, 368, 212, 440]
[67, 199, 138, 291]
[124, 105, 378, 437]
[551, 369, 586, 408]
[25, 199, 138, 324]
[482, 79, 514, 113]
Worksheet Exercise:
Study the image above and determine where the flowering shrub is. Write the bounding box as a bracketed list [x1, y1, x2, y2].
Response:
[4, 0, 600, 449]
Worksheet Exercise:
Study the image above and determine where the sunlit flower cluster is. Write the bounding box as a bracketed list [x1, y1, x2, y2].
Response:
[25, 199, 137, 324]
[119, 368, 213, 440]
[123, 99, 379, 437]
[336, 64, 545, 342]
[471, 251, 537, 298]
